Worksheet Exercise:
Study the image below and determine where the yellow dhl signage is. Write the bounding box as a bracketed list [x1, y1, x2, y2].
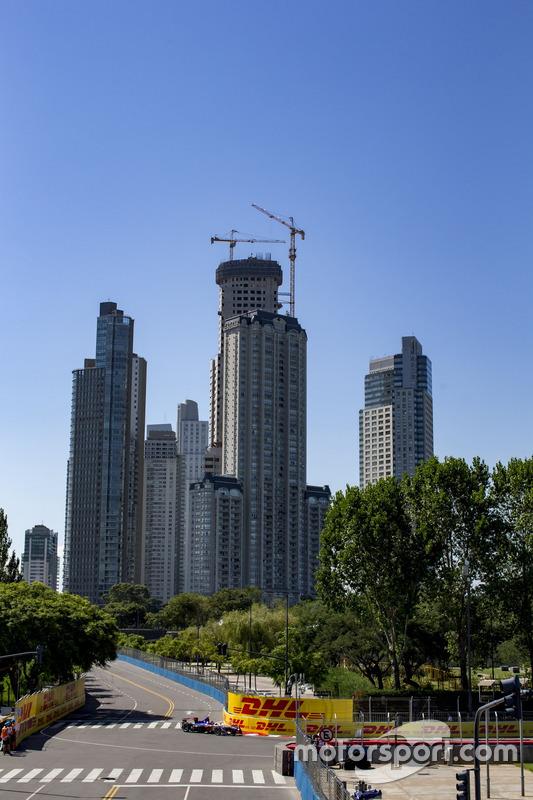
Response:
[15, 679, 85, 744]
[225, 692, 352, 735]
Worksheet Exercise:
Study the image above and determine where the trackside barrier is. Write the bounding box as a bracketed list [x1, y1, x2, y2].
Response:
[295, 719, 352, 800]
[117, 652, 226, 705]
[14, 679, 85, 747]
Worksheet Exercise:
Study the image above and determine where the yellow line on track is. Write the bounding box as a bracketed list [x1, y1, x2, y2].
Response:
[103, 786, 120, 799]
[95, 666, 175, 718]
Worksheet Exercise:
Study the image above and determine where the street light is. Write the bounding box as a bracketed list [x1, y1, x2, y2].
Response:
[462, 560, 472, 715]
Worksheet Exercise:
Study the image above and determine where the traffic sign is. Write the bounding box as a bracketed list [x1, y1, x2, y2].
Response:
[320, 726, 334, 742]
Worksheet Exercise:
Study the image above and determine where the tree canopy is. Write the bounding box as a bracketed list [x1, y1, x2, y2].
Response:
[0, 582, 119, 693]
[0, 509, 22, 583]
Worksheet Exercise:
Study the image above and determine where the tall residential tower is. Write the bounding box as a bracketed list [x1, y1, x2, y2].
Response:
[64, 302, 146, 604]
[199, 254, 326, 602]
[359, 336, 433, 487]
[22, 525, 59, 590]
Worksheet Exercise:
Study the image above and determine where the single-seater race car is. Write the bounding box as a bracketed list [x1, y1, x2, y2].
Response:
[181, 716, 243, 735]
[212, 722, 243, 736]
[181, 716, 216, 733]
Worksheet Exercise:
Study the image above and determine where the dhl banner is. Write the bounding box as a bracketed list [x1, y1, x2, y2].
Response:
[14, 678, 85, 745]
[223, 693, 533, 738]
[224, 692, 352, 736]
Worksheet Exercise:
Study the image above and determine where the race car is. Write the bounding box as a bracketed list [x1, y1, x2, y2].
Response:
[181, 716, 243, 735]
[212, 722, 243, 736]
[181, 716, 216, 733]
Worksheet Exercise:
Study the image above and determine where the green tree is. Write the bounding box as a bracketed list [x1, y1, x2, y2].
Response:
[0, 582, 119, 693]
[208, 586, 263, 618]
[0, 509, 22, 583]
[404, 456, 491, 689]
[101, 583, 161, 627]
[316, 478, 435, 690]
[156, 593, 211, 632]
[490, 457, 533, 670]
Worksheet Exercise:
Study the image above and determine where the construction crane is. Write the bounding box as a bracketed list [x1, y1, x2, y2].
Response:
[251, 204, 304, 317]
[210, 229, 285, 261]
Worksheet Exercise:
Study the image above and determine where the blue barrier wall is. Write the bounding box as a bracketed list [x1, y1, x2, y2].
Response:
[295, 760, 322, 800]
[117, 654, 226, 706]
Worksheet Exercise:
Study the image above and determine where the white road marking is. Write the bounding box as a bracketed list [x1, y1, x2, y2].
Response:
[148, 768, 163, 783]
[126, 768, 143, 783]
[233, 769, 244, 783]
[190, 769, 203, 782]
[169, 768, 183, 782]
[212, 769, 223, 782]
[61, 768, 84, 781]
[252, 769, 265, 783]
[40, 768, 63, 782]
[82, 768, 103, 782]
[17, 768, 44, 783]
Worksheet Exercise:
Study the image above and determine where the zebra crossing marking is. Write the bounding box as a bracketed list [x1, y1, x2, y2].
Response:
[83, 768, 103, 782]
[18, 768, 43, 783]
[3, 766, 291, 786]
[61, 768, 84, 782]
[41, 768, 63, 782]
[0, 769, 23, 783]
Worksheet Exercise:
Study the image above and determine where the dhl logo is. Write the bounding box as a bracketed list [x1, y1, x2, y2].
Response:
[18, 702, 34, 722]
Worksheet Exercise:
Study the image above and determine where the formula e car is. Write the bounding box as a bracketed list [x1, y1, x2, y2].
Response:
[181, 716, 216, 733]
[181, 716, 243, 735]
[212, 722, 243, 736]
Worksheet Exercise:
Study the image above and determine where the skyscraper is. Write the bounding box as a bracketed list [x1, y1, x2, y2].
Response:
[64, 302, 146, 604]
[22, 525, 59, 590]
[176, 400, 208, 591]
[142, 425, 181, 604]
[209, 256, 283, 450]
[221, 308, 308, 601]
[199, 252, 324, 602]
[359, 336, 433, 487]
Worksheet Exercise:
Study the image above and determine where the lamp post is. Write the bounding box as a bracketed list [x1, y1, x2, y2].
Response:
[249, 598, 253, 691]
[463, 560, 472, 715]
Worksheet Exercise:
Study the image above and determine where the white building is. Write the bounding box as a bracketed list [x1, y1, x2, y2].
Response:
[142, 425, 181, 604]
[22, 525, 59, 591]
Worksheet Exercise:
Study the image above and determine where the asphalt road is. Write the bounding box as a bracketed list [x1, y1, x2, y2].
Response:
[0, 658, 300, 799]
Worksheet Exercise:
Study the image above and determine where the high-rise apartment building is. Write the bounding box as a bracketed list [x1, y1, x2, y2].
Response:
[22, 525, 59, 590]
[142, 425, 181, 604]
[209, 257, 283, 449]
[64, 302, 146, 604]
[188, 473, 244, 594]
[359, 336, 433, 487]
[176, 400, 208, 590]
[221, 308, 308, 601]
[189, 250, 329, 602]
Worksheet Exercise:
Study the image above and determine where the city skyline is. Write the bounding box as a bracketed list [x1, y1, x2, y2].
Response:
[2, 2, 532, 562]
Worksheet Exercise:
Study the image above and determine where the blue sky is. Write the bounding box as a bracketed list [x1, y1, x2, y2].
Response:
[1, 1, 532, 562]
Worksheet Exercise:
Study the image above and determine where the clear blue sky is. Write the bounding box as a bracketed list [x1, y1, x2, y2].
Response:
[1, 1, 532, 563]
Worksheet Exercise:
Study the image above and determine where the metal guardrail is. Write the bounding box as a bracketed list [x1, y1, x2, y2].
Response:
[295, 720, 352, 800]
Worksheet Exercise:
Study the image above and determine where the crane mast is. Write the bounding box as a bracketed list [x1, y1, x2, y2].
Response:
[211, 229, 285, 260]
[251, 204, 304, 317]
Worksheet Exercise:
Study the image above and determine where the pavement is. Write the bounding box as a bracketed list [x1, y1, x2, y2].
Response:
[329, 762, 533, 800]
